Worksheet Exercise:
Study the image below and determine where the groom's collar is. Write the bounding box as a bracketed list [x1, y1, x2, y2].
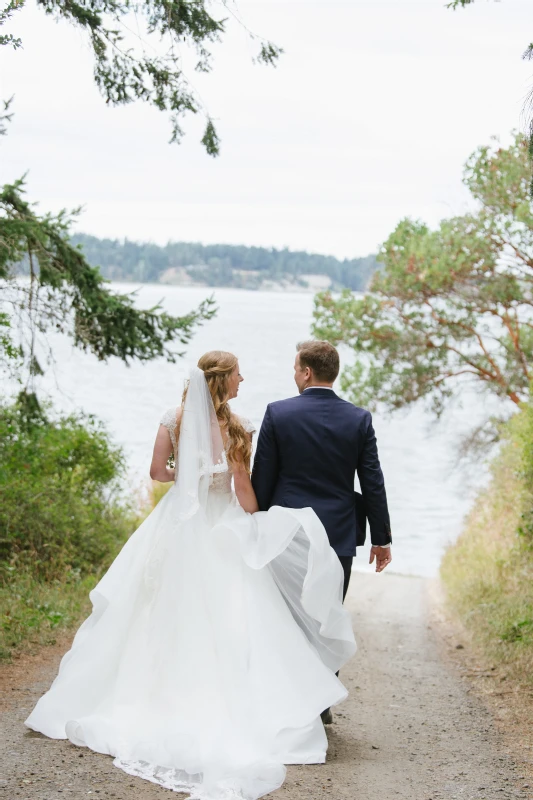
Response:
[302, 386, 337, 398]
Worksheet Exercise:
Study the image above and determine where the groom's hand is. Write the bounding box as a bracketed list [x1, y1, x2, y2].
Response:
[369, 545, 392, 573]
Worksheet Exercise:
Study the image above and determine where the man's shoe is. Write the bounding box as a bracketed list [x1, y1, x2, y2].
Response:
[321, 708, 333, 725]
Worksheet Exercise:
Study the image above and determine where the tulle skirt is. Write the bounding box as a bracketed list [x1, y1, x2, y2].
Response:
[24, 485, 356, 800]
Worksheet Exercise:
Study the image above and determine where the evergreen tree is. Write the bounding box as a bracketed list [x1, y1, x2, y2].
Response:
[0, 0, 281, 154]
[1, 173, 216, 398]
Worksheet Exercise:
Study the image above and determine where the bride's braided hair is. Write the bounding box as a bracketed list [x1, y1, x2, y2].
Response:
[178, 351, 252, 472]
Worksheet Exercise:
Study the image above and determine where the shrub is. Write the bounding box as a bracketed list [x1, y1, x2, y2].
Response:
[0, 402, 134, 580]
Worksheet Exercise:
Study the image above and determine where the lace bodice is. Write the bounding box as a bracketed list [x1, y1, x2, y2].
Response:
[159, 408, 180, 453]
[159, 408, 255, 494]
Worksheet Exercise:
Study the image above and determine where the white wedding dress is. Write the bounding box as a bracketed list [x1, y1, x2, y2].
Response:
[25, 369, 357, 800]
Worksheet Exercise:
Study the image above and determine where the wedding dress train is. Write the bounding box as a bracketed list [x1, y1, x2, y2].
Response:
[25, 369, 357, 800]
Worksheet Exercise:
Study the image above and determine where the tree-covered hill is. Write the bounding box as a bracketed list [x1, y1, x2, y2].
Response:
[71, 234, 379, 291]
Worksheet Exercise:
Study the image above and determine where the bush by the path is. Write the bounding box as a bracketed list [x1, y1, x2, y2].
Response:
[441, 403, 533, 688]
[0, 402, 137, 659]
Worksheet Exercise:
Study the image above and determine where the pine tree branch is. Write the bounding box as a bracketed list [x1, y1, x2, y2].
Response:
[1, 0, 283, 153]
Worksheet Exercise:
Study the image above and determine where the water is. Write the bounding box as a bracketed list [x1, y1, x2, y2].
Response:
[33, 283, 495, 578]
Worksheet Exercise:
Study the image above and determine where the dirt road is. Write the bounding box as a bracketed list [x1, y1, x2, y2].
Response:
[1, 573, 531, 800]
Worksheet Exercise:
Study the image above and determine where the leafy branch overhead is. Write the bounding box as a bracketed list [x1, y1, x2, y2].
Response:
[0, 0, 22, 49]
[0, 0, 282, 154]
[313, 133, 533, 416]
[0, 176, 216, 388]
[0, 96, 14, 138]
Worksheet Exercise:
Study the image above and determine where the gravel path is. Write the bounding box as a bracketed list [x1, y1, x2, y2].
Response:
[1, 573, 531, 800]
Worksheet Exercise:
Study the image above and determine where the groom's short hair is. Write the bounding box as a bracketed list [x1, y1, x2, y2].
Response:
[297, 340, 340, 383]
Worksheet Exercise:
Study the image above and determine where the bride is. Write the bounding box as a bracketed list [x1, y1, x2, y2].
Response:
[25, 350, 357, 800]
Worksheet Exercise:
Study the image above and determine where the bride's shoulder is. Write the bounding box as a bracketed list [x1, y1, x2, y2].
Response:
[160, 407, 182, 430]
[235, 414, 256, 435]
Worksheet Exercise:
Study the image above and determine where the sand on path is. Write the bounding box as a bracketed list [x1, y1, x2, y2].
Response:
[1, 573, 531, 800]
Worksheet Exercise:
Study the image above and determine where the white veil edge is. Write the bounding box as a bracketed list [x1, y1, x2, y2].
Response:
[174, 366, 229, 522]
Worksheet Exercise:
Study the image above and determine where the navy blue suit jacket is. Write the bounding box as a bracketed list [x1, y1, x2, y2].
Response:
[251, 388, 391, 557]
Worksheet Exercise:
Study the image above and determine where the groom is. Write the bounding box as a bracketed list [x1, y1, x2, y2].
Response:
[251, 340, 392, 602]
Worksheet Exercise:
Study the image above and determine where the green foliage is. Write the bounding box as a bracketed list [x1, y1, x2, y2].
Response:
[0, 565, 95, 659]
[0, 312, 13, 350]
[0, 96, 14, 135]
[0, 401, 134, 579]
[1, 176, 216, 388]
[505, 391, 533, 540]
[0, 0, 281, 153]
[500, 618, 533, 643]
[313, 133, 533, 415]
[200, 117, 220, 156]
[0, 310, 20, 377]
[441, 402, 533, 688]
[0, 0, 22, 49]
[70, 233, 379, 291]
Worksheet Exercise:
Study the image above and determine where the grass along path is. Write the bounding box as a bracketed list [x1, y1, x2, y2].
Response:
[441, 429, 533, 697]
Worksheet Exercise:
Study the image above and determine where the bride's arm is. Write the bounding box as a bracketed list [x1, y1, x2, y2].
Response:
[150, 428, 175, 482]
[150, 409, 181, 482]
[233, 467, 259, 514]
[233, 433, 259, 513]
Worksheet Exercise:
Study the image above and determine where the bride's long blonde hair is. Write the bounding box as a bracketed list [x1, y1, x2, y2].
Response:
[178, 351, 252, 472]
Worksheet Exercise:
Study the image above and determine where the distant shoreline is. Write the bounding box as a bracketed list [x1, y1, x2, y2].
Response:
[106, 277, 334, 294]
[72, 233, 378, 293]
[10, 275, 365, 297]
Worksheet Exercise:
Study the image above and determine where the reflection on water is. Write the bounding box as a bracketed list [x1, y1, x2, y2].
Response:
[35, 284, 495, 578]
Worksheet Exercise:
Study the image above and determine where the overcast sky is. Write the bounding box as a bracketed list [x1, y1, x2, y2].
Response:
[1, 0, 532, 259]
